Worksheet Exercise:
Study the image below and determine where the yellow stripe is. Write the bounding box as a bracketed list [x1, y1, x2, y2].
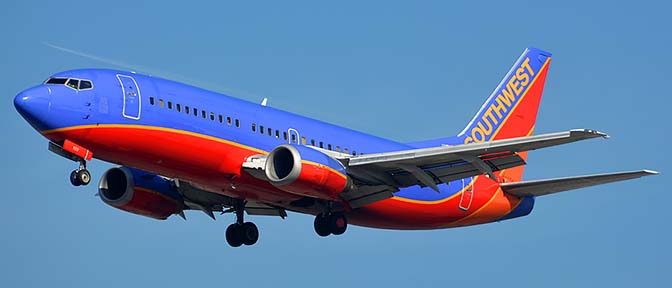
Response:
[43, 124, 267, 154]
[135, 187, 179, 205]
[391, 58, 550, 205]
[302, 160, 348, 180]
[447, 187, 502, 226]
[489, 58, 550, 140]
[391, 176, 478, 204]
[45, 124, 349, 180]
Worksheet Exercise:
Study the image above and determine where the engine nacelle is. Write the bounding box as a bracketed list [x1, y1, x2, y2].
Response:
[265, 144, 350, 200]
[98, 167, 184, 220]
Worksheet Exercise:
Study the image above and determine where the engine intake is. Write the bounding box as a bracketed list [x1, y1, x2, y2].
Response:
[265, 144, 350, 200]
[99, 167, 183, 220]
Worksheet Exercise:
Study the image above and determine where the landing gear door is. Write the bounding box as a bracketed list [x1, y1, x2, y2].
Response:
[117, 74, 141, 120]
[459, 177, 474, 211]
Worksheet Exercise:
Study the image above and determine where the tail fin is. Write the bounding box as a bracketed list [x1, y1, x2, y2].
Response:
[458, 47, 552, 144]
[406, 48, 553, 181]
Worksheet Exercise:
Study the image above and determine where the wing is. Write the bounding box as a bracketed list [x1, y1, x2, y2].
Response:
[340, 129, 608, 208]
[500, 170, 659, 197]
[175, 180, 287, 219]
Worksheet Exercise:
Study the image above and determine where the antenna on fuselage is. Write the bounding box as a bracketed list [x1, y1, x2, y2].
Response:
[261, 98, 268, 106]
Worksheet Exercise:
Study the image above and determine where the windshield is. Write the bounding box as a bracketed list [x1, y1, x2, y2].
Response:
[45, 77, 93, 91]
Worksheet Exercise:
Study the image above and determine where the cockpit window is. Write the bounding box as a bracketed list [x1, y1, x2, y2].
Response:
[45, 77, 94, 90]
[79, 80, 93, 89]
[66, 79, 80, 89]
[46, 78, 68, 84]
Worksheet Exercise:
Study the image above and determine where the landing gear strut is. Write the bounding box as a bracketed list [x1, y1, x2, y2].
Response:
[314, 212, 347, 237]
[69, 160, 91, 187]
[48, 142, 92, 187]
[225, 200, 259, 247]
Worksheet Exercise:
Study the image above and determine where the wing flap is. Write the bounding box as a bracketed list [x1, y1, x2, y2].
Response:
[386, 152, 525, 188]
[349, 129, 606, 168]
[346, 129, 606, 189]
[501, 170, 659, 197]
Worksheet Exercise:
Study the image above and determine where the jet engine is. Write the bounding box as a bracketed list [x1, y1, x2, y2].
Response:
[265, 144, 351, 200]
[98, 167, 184, 220]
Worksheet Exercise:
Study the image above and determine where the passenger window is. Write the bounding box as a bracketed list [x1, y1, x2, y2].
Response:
[352, 150, 357, 156]
[66, 79, 79, 89]
[149, 97, 155, 105]
[210, 112, 215, 121]
[260, 125, 265, 134]
[202, 110, 207, 119]
[235, 119, 240, 128]
[310, 139, 315, 146]
[185, 106, 190, 114]
[328, 144, 332, 150]
[283, 132, 288, 140]
[218, 115, 223, 123]
[159, 99, 165, 108]
[319, 142, 324, 148]
[176, 104, 181, 112]
[267, 128, 272, 136]
[344, 148, 349, 154]
[252, 123, 257, 132]
[336, 146, 341, 152]
[167, 101, 173, 109]
[193, 108, 198, 116]
[291, 134, 296, 142]
[275, 130, 280, 138]
[227, 117, 232, 126]
[80, 80, 93, 89]
[301, 137, 307, 145]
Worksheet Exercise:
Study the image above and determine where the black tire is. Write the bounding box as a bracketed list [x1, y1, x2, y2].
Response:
[314, 215, 331, 237]
[225, 224, 243, 247]
[330, 213, 348, 235]
[240, 222, 259, 246]
[70, 170, 81, 186]
[77, 169, 91, 186]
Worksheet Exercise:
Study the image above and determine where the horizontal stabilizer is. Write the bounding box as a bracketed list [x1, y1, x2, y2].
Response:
[501, 170, 659, 197]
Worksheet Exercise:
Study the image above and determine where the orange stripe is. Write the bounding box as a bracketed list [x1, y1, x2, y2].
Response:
[302, 160, 348, 180]
[46, 124, 349, 181]
[488, 58, 550, 140]
[391, 176, 478, 204]
[43, 124, 267, 154]
[134, 187, 179, 205]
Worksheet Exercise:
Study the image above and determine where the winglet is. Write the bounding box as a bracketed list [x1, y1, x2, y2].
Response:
[570, 129, 609, 139]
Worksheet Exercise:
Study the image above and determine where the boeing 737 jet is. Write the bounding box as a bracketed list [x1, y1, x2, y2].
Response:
[14, 47, 657, 247]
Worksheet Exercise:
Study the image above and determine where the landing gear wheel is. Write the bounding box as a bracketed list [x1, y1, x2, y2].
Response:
[330, 213, 348, 235]
[240, 222, 259, 246]
[224, 200, 260, 247]
[70, 170, 81, 186]
[76, 169, 91, 186]
[226, 224, 243, 247]
[314, 214, 331, 237]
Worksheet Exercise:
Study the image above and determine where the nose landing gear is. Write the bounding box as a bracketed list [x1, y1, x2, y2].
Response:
[48, 141, 93, 187]
[69, 161, 91, 186]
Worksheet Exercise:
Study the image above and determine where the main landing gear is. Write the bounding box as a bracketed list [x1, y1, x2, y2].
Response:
[225, 201, 259, 247]
[314, 212, 348, 237]
[69, 160, 91, 187]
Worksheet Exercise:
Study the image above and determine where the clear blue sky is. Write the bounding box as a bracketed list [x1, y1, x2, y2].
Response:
[1, 1, 669, 287]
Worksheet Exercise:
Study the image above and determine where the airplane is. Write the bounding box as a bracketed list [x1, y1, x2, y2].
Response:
[14, 47, 658, 247]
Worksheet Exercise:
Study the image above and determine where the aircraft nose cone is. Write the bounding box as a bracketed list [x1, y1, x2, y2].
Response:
[14, 86, 52, 131]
